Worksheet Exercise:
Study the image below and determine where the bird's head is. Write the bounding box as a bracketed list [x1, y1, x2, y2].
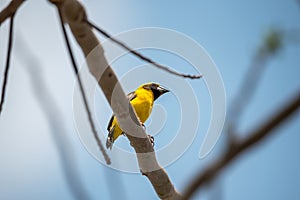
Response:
[140, 83, 169, 101]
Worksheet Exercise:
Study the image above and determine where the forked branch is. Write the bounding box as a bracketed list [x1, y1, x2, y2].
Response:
[0, 0, 24, 25]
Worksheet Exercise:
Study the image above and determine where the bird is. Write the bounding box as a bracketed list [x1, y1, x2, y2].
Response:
[106, 82, 169, 150]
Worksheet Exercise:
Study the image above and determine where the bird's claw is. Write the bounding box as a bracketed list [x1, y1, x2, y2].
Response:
[140, 122, 153, 146]
[148, 134, 155, 147]
[141, 123, 146, 131]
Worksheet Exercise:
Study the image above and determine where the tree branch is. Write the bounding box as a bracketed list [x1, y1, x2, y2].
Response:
[0, 0, 24, 25]
[16, 37, 91, 200]
[182, 90, 300, 199]
[227, 29, 283, 136]
[0, 15, 15, 116]
[49, 0, 180, 199]
[56, 5, 111, 165]
[87, 21, 202, 79]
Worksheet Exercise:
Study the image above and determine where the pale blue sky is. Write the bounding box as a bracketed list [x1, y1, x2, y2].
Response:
[0, 0, 299, 200]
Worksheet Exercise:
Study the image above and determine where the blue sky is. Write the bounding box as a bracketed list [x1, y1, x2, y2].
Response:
[0, 0, 299, 200]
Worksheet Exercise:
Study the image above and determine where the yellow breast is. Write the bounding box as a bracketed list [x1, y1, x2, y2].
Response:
[109, 87, 154, 141]
[131, 88, 154, 123]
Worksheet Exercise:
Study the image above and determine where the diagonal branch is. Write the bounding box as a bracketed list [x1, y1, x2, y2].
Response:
[0, 0, 24, 25]
[16, 37, 92, 200]
[87, 21, 202, 79]
[182, 90, 300, 199]
[56, 5, 111, 165]
[205, 29, 285, 200]
[49, 0, 180, 199]
[227, 29, 283, 136]
[0, 15, 15, 115]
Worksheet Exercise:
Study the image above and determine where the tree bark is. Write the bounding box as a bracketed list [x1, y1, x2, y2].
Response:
[48, 0, 181, 199]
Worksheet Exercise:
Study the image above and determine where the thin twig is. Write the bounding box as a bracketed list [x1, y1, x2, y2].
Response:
[86, 20, 202, 80]
[0, 0, 24, 25]
[56, 6, 111, 165]
[0, 14, 15, 116]
[227, 53, 268, 135]
[182, 90, 300, 199]
[227, 29, 283, 137]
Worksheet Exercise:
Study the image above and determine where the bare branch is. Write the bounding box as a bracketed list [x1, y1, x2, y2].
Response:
[0, 15, 15, 116]
[227, 29, 283, 135]
[182, 90, 300, 199]
[87, 21, 202, 80]
[227, 53, 268, 134]
[16, 37, 91, 200]
[56, 4, 111, 165]
[0, 0, 24, 25]
[49, 0, 180, 199]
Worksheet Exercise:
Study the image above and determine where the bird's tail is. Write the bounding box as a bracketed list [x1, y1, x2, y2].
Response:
[106, 126, 115, 150]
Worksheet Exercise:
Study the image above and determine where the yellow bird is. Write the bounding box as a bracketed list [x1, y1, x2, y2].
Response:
[106, 83, 169, 150]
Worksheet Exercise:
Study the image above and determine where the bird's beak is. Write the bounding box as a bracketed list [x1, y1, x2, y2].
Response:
[157, 85, 169, 95]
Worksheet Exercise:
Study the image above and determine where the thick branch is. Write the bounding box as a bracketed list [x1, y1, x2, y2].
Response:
[182, 90, 300, 199]
[0, 0, 24, 25]
[49, 0, 180, 199]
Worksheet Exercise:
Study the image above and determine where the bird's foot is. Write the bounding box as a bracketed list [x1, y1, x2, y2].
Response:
[147, 134, 155, 147]
[141, 123, 146, 131]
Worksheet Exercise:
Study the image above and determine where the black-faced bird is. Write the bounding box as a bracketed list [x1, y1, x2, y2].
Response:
[106, 83, 169, 150]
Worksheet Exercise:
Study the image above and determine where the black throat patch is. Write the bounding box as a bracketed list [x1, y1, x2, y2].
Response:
[152, 89, 161, 101]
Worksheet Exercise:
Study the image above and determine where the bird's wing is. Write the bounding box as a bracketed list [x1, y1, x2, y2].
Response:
[127, 91, 137, 101]
[107, 115, 115, 131]
[106, 91, 137, 131]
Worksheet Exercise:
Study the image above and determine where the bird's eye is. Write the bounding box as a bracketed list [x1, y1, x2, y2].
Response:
[153, 83, 159, 88]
